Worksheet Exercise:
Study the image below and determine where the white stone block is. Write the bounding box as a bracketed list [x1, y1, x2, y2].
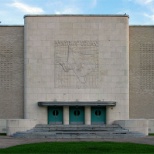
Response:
[0, 119, 7, 133]
[63, 106, 69, 125]
[85, 106, 91, 125]
[114, 119, 148, 135]
[6, 119, 39, 136]
[148, 119, 154, 133]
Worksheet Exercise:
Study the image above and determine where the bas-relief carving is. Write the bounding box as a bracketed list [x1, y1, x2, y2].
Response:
[54, 41, 99, 88]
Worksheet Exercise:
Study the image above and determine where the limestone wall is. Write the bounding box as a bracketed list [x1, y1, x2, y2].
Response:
[129, 26, 154, 119]
[114, 119, 148, 135]
[149, 119, 154, 133]
[0, 119, 6, 133]
[6, 119, 38, 136]
[24, 15, 129, 124]
[0, 26, 24, 119]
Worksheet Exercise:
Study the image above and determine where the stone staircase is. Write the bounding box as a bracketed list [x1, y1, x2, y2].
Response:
[12, 124, 145, 139]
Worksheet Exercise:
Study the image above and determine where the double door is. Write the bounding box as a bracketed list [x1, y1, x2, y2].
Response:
[48, 107, 63, 124]
[91, 107, 106, 124]
[48, 106, 106, 125]
[69, 106, 84, 124]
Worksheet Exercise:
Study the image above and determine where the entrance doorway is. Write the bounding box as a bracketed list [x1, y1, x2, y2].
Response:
[91, 107, 106, 124]
[69, 106, 84, 124]
[48, 106, 63, 124]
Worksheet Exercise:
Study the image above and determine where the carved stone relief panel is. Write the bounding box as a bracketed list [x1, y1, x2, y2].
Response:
[54, 41, 99, 89]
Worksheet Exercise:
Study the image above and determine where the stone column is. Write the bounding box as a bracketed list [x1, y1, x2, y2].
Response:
[85, 106, 91, 125]
[63, 106, 69, 125]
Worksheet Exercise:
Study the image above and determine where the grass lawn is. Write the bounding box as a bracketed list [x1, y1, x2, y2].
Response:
[0, 142, 154, 154]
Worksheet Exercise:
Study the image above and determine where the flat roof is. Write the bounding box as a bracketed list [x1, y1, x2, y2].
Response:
[0, 25, 24, 27]
[0, 24, 153, 27]
[24, 14, 129, 18]
[130, 25, 154, 27]
[38, 101, 116, 107]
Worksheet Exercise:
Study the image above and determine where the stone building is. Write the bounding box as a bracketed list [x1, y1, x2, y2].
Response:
[0, 15, 154, 136]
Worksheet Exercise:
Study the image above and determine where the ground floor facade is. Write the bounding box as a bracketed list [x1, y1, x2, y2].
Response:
[0, 15, 154, 136]
[38, 101, 115, 125]
[23, 15, 129, 125]
[47, 106, 106, 125]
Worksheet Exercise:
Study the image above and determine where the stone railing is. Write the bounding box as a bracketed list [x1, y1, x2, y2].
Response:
[6, 119, 39, 136]
[0, 119, 6, 133]
[113, 119, 148, 135]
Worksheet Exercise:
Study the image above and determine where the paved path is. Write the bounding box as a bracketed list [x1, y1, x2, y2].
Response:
[0, 136, 154, 149]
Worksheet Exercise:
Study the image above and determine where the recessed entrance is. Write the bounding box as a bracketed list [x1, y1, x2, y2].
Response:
[69, 106, 84, 124]
[91, 107, 106, 124]
[48, 106, 63, 124]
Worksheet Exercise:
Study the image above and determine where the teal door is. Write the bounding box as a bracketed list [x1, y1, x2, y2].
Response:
[48, 107, 63, 124]
[91, 107, 106, 124]
[69, 107, 84, 124]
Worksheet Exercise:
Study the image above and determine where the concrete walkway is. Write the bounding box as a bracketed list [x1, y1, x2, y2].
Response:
[0, 136, 154, 149]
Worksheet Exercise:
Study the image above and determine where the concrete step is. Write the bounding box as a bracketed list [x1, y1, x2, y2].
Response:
[33, 127, 126, 132]
[32, 128, 129, 132]
[12, 124, 145, 139]
[13, 131, 145, 139]
[35, 124, 121, 128]
[33, 124, 126, 132]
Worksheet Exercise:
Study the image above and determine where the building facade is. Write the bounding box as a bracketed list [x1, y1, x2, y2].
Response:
[0, 15, 153, 135]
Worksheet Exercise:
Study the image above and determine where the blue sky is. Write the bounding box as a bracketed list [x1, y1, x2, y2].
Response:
[0, 0, 154, 25]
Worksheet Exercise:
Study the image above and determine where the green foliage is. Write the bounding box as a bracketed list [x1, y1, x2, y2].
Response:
[0, 142, 154, 154]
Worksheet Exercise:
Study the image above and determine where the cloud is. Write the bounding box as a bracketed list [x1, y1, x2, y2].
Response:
[144, 13, 154, 21]
[9, 0, 44, 14]
[128, 0, 154, 5]
[53, 0, 82, 14]
[48, 0, 97, 15]
[55, 8, 81, 14]
[129, 0, 154, 23]
[134, 0, 154, 5]
[91, 0, 97, 7]
[140, 0, 154, 22]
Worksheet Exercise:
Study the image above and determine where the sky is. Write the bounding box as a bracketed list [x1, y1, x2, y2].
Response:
[0, 0, 154, 25]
